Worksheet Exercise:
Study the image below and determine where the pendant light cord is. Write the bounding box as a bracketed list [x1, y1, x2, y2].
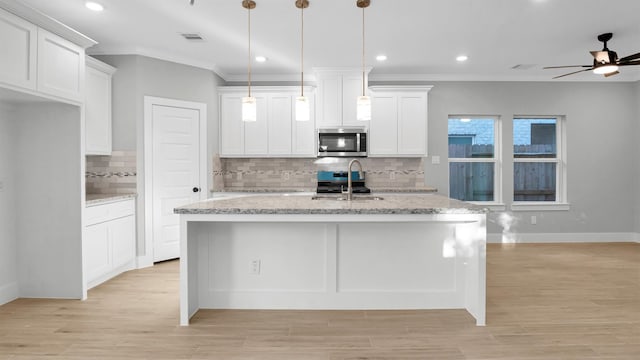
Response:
[247, 4, 252, 97]
[361, 6, 365, 97]
[301, 3, 304, 97]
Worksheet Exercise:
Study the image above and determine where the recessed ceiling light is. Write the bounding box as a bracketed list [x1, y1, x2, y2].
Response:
[376, 55, 387, 61]
[85, 1, 104, 12]
[456, 55, 468, 62]
[255, 56, 267, 63]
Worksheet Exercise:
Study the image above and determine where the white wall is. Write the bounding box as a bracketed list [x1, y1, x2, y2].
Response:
[15, 103, 84, 298]
[95, 55, 225, 262]
[407, 81, 637, 237]
[0, 102, 18, 304]
[635, 81, 640, 235]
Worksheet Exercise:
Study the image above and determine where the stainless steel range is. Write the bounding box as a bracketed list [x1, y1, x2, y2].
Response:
[316, 171, 371, 194]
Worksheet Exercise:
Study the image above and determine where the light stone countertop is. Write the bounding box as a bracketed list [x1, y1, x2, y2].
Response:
[175, 193, 486, 215]
[86, 193, 137, 206]
[210, 187, 438, 194]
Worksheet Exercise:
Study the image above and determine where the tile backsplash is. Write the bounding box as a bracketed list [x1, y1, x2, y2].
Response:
[215, 156, 425, 191]
[86, 150, 137, 194]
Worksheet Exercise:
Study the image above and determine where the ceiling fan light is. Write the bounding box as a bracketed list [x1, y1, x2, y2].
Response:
[356, 96, 371, 121]
[242, 96, 257, 122]
[593, 64, 619, 75]
[295, 96, 310, 121]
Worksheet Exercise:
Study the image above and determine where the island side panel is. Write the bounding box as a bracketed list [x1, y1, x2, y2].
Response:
[459, 214, 487, 326]
[179, 217, 201, 326]
[193, 219, 475, 311]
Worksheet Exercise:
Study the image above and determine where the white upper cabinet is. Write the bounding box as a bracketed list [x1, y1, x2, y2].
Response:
[0, 5, 94, 103]
[85, 57, 116, 155]
[0, 7, 37, 90]
[36, 29, 85, 102]
[369, 86, 432, 157]
[219, 87, 316, 158]
[315, 69, 369, 128]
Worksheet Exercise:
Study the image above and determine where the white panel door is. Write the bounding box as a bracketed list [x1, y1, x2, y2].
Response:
[36, 28, 84, 102]
[243, 95, 268, 155]
[151, 104, 202, 262]
[0, 8, 37, 90]
[219, 95, 244, 156]
[342, 75, 363, 126]
[369, 94, 398, 156]
[268, 94, 292, 155]
[398, 94, 427, 155]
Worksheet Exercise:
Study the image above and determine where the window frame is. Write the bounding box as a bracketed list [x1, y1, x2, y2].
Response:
[447, 115, 504, 209]
[511, 116, 569, 211]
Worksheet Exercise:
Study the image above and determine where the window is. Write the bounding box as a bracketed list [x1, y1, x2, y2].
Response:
[448, 117, 501, 203]
[512, 117, 567, 209]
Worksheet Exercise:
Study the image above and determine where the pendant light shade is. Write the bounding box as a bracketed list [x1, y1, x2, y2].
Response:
[242, 96, 257, 122]
[295, 96, 310, 121]
[356, 0, 371, 121]
[242, 0, 257, 122]
[295, 0, 310, 121]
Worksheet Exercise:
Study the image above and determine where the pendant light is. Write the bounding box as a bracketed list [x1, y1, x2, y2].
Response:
[242, 0, 257, 122]
[295, 0, 310, 121]
[356, 0, 371, 121]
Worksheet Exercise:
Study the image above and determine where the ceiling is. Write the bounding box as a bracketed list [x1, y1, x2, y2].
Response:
[15, 0, 640, 82]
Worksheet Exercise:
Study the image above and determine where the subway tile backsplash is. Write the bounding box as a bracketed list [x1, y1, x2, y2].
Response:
[86, 150, 137, 194]
[215, 156, 425, 191]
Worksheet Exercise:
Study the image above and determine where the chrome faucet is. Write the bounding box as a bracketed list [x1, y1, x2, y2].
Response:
[342, 159, 365, 201]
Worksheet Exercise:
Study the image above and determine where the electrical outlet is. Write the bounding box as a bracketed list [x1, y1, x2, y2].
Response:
[0, 179, 4, 192]
[250, 259, 261, 275]
[389, 172, 395, 180]
[237, 172, 243, 180]
[431, 156, 440, 165]
[531, 215, 537, 225]
[282, 171, 290, 181]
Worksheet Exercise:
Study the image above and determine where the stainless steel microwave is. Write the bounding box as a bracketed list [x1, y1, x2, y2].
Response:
[317, 128, 367, 157]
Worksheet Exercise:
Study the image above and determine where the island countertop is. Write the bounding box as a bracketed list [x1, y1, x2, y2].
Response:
[174, 193, 487, 215]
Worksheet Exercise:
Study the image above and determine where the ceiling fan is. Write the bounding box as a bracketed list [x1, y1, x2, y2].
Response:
[544, 33, 640, 79]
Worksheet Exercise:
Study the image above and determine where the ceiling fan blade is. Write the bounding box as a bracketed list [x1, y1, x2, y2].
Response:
[618, 59, 640, 66]
[619, 52, 640, 63]
[552, 68, 592, 79]
[543, 65, 591, 69]
[604, 71, 619, 77]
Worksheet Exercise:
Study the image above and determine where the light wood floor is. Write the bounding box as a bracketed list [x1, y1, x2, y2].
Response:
[0, 243, 638, 359]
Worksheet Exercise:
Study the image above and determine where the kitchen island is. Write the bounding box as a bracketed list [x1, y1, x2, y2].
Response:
[174, 193, 487, 326]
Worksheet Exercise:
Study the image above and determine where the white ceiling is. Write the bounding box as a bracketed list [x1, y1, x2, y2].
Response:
[15, 0, 640, 82]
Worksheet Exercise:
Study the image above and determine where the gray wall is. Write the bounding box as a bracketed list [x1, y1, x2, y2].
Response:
[636, 81, 640, 234]
[412, 81, 637, 236]
[95, 55, 224, 259]
[0, 104, 17, 303]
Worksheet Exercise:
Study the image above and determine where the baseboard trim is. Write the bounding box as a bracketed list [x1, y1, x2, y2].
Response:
[0, 281, 19, 306]
[137, 254, 154, 269]
[487, 232, 639, 244]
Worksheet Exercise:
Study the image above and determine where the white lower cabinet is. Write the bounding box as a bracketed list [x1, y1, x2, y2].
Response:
[84, 198, 136, 289]
[369, 86, 433, 157]
[219, 87, 316, 157]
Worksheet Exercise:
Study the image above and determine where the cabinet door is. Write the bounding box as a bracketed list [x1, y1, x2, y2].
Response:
[316, 77, 341, 128]
[369, 94, 398, 156]
[292, 95, 316, 156]
[111, 215, 135, 269]
[244, 95, 268, 155]
[37, 29, 84, 102]
[268, 94, 292, 155]
[84, 223, 111, 284]
[85, 64, 112, 155]
[0, 8, 37, 90]
[397, 94, 427, 155]
[342, 75, 363, 126]
[220, 95, 244, 155]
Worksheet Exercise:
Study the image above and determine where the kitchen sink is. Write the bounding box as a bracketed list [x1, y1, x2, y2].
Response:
[311, 195, 384, 201]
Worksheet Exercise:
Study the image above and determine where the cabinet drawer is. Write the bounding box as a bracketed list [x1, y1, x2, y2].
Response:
[85, 198, 135, 225]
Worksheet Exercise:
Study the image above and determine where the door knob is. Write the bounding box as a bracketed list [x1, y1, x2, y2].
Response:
[192, 187, 200, 193]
